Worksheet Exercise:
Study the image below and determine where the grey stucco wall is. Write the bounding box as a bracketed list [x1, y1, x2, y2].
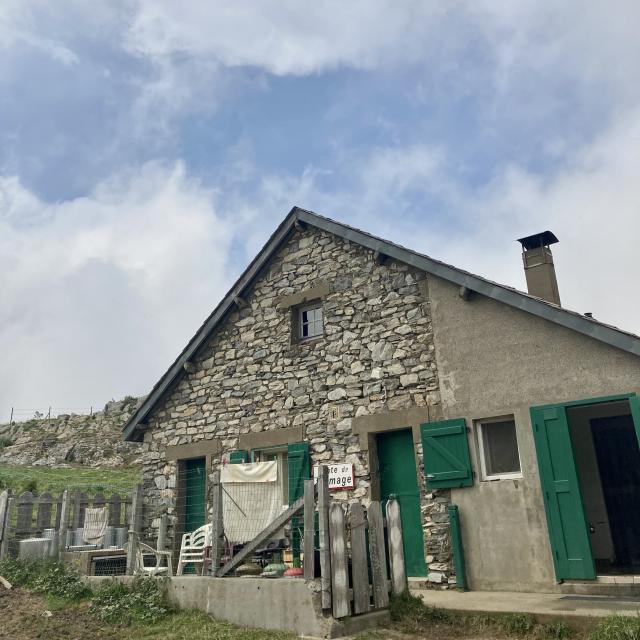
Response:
[428, 274, 640, 592]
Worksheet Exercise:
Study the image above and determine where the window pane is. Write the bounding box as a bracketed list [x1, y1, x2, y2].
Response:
[300, 305, 322, 338]
[482, 420, 520, 476]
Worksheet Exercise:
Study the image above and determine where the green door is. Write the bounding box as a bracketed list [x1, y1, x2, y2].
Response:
[531, 405, 596, 580]
[184, 457, 206, 534]
[288, 442, 311, 567]
[377, 429, 428, 577]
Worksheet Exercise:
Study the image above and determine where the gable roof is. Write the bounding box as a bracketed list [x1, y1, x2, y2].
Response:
[123, 206, 640, 441]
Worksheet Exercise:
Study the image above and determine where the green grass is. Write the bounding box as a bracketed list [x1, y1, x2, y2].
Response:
[125, 610, 295, 640]
[0, 463, 140, 495]
[389, 590, 455, 628]
[389, 592, 577, 639]
[0, 560, 295, 640]
[91, 578, 168, 625]
[588, 615, 640, 640]
[0, 558, 90, 601]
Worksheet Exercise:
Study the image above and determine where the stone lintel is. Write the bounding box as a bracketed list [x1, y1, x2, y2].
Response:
[238, 425, 304, 451]
[352, 406, 433, 450]
[276, 281, 331, 311]
[165, 438, 221, 461]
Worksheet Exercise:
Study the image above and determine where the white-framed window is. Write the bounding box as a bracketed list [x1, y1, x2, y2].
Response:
[251, 447, 289, 505]
[299, 303, 323, 340]
[477, 417, 522, 480]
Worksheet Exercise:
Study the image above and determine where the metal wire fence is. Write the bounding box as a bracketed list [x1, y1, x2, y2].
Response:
[218, 471, 297, 575]
[5, 407, 96, 423]
[0, 466, 140, 497]
[0, 485, 134, 576]
[169, 461, 304, 576]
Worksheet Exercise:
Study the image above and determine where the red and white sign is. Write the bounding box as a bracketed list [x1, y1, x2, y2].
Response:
[313, 463, 355, 490]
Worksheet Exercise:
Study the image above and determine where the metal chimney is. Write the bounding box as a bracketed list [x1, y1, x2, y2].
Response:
[517, 231, 561, 306]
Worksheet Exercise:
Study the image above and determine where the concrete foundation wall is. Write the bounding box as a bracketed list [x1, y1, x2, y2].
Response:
[428, 275, 640, 592]
[86, 576, 389, 638]
[168, 576, 389, 638]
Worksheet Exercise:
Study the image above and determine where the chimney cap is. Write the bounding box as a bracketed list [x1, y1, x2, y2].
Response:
[517, 231, 559, 251]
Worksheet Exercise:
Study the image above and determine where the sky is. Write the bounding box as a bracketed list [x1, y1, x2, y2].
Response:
[2, 1, 640, 419]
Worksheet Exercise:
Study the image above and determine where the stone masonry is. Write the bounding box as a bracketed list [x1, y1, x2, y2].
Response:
[140, 226, 455, 586]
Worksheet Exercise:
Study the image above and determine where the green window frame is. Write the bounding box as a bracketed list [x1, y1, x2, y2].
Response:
[229, 450, 249, 464]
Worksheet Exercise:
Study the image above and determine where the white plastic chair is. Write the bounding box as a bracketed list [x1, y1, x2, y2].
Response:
[125, 532, 173, 577]
[176, 524, 211, 576]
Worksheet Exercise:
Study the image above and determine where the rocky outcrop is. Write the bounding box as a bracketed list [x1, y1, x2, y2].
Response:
[0, 397, 143, 468]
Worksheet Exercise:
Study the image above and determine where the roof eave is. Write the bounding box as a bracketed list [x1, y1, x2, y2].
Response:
[122, 206, 302, 441]
[296, 209, 640, 357]
[123, 206, 640, 441]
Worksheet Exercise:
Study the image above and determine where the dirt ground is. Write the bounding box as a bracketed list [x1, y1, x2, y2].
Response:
[0, 586, 551, 640]
[0, 587, 123, 640]
[0, 586, 501, 640]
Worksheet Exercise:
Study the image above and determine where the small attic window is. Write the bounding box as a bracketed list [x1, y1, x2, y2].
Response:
[299, 303, 323, 340]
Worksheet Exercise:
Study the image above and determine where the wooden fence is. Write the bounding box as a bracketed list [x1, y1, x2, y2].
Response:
[0, 488, 132, 561]
[211, 465, 407, 620]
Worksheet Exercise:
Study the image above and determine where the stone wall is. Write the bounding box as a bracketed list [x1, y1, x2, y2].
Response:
[140, 226, 453, 584]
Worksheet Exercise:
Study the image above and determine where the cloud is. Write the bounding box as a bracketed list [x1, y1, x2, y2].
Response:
[2, 112, 639, 416]
[222, 110, 640, 336]
[454, 105, 640, 331]
[2, 1, 640, 416]
[385, 111, 640, 333]
[120, 1, 640, 116]
[0, 162, 233, 415]
[0, 2, 78, 64]
[123, 1, 443, 75]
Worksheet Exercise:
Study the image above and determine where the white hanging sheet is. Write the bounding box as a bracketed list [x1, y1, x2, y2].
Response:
[83, 507, 108, 545]
[221, 460, 277, 484]
[221, 461, 282, 543]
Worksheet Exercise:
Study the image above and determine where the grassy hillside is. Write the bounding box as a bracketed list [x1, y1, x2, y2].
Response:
[0, 463, 141, 496]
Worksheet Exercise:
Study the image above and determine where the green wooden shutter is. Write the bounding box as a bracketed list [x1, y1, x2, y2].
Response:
[530, 404, 596, 580]
[287, 442, 310, 567]
[287, 442, 310, 503]
[229, 450, 249, 464]
[184, 458, 206, 533]
[421, 419, 473, 489]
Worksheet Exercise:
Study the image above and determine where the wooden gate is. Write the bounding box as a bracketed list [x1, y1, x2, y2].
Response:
[212, 465, 407, 620]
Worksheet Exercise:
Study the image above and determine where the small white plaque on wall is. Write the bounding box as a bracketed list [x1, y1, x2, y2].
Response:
[313, 463, 355, 490]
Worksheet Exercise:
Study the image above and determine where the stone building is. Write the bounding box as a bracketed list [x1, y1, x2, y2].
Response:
[123, 207, 640, 593]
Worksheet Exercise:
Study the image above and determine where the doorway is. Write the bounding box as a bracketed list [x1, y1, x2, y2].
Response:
[531, 394, 640, 581]
[376, 429, 427, 577]
[567, 401, 640, 574]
